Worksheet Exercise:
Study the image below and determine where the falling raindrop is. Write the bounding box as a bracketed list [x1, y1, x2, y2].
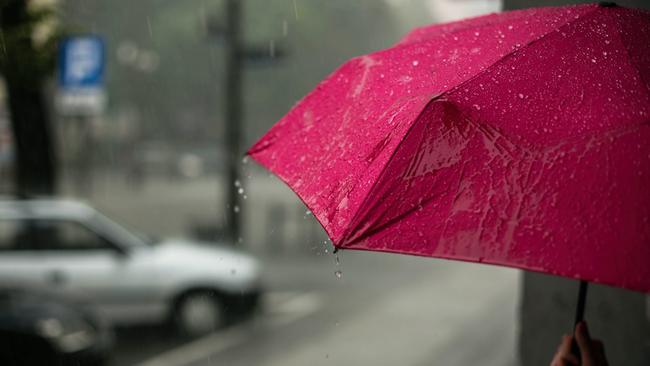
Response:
[334, 270, 342, 279]
[238, 187, 244, 194]
[234, 205, 240, 213]
[242, 156, 249, 164]
[282, 20, 289, 37]
[234, 180, 241, 187]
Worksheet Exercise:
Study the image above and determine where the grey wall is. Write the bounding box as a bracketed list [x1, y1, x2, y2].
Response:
[502, 1, 650, 365]
[519, 273, 650, 365]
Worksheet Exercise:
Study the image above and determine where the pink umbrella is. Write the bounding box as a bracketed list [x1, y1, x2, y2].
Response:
[248, 2, 650, 326]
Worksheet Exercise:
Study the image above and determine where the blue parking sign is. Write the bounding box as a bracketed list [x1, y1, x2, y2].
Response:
[57, 35, 106, 115]
[58, 35, 105, 88]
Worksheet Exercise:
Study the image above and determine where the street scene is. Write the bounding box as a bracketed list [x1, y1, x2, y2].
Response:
[66, 171, 519, 366]
[1, 0, 650, 365]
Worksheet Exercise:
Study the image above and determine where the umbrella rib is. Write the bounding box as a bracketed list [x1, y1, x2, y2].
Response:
[343, 187, 452, 247]
[338, 95, 445, 246]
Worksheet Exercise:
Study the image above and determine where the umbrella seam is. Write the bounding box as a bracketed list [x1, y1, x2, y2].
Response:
[339, 6, 602, 247]
[338, 94, 445, 246]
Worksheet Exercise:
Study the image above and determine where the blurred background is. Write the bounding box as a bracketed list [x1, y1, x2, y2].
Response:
[0, 0, 648, 365]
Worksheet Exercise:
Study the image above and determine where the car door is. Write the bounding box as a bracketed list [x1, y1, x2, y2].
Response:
[0, 218, 165, 325]
[0, 218, 50, 287]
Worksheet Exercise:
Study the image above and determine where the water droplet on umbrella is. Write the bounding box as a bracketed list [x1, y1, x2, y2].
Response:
[473, 104, 481, 110]
[412, 60, 419, 66]
[518, 93, 525, 99]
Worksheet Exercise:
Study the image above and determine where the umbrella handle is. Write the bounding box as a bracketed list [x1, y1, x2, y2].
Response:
[570, 280, 589, 359]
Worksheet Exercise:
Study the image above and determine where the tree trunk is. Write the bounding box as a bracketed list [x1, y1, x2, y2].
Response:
[6, 83, 57, 196]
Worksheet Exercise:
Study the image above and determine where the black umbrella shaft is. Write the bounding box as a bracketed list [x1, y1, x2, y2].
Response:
[571, 280, 589, 359]
[574, 280, 588, 326]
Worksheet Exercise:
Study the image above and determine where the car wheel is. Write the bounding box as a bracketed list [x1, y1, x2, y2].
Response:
[173, 290, 226, 338]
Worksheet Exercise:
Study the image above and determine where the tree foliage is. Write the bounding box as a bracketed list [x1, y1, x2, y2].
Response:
[0, 0, 61, 89]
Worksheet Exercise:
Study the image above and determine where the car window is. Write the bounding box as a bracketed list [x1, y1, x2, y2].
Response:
[0, 219, 112, 251]
[0, 219, 23, 250]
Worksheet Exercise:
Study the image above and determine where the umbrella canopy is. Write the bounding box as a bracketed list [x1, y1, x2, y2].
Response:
[249, 3, 650, 293]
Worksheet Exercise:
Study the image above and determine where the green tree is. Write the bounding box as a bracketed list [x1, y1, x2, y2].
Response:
[0, 0, 61, 195]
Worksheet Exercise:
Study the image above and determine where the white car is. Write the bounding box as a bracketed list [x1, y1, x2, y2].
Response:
[0, 199, 262, 337]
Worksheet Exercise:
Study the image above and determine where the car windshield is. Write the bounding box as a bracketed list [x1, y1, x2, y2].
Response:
[91, 211, 155, 247]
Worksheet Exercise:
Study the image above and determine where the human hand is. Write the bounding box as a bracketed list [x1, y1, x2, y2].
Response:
[550, 322, 608, 366]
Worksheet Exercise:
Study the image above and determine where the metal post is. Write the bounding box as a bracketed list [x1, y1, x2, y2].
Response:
[224, 0, 243, 244]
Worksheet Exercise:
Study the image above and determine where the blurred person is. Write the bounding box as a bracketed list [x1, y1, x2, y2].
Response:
[551, 322, 609, 366]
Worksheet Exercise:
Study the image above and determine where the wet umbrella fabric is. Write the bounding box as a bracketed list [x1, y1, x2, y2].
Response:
[249, 3, 650, 293]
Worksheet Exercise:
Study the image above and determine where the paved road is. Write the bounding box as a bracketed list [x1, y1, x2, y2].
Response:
[112, 252, 520, 366]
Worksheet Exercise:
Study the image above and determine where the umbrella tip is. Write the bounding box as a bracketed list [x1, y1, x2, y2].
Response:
[598, 1, 617, 7]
